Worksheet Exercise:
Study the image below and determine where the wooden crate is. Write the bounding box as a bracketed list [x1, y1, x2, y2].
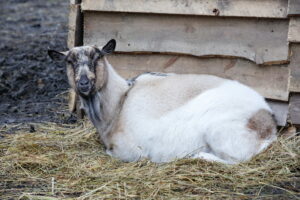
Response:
[68, 0, 300, 126]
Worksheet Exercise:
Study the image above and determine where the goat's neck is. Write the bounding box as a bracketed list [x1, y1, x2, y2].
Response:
[80, 57, 129, 146]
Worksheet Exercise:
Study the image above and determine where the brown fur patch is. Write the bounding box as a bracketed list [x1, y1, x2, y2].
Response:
[95, 61, 107, 91]
[247, 109, 276, 139]
[68, 88, 77, 112]
[66, 65, 76, 89]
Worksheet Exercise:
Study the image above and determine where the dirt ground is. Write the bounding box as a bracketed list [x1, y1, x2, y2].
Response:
[0, 0, 74, 125]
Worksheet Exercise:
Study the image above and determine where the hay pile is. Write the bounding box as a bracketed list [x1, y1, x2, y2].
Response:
[0, 122, 299, 199]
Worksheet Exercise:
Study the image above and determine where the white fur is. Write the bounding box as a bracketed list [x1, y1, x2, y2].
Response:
[81, 57, 277, 164]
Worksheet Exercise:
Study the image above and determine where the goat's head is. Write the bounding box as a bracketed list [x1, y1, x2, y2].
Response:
[48, 39, 116, 96]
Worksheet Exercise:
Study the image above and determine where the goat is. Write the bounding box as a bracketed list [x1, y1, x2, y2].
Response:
[48, 39, 277, 164]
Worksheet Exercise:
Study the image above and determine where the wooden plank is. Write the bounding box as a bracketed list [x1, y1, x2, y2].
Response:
[267, 100, 288, 126]
[67, 4, 83, 48]
[288, 17, 300, 43]
[84, 12, 289, 65]
[289, 44, 300, 92]
[67, 4, 77, 48]
[82, 0, 288, 18]
[288, 0, 300, 16]
[105, 54, 290, 101]
[68, 3, 83, 114]
[289, 93, 300, 125]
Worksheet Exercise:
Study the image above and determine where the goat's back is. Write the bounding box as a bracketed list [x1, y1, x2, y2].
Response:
[124, 73, 270, 117]
[125, 73, 229, 118]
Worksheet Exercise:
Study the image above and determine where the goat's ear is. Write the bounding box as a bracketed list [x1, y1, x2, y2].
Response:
[48, 50, 68, 62]
[101, 39, 116, 55]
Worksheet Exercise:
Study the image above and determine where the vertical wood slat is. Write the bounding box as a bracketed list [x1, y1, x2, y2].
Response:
[68, 0, 83, 114]
[288, 0, 300, 125]
[288, 17, 300, 43]
[288, 0, 300, 16]
[68, 2, 83, 48]
[289, 94, 300, 125]
[288, 44, 300, 92]
[267, 101, 288, 126]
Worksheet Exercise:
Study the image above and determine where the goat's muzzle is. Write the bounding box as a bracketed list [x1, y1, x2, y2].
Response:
[78, 75, 92, 96]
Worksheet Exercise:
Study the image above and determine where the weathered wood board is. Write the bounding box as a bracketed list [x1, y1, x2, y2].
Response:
[84, 12, 289, 65]
[68, 0, 83, 114]
[288, 17, 300, 43]
[67, 4, 83, 48]
[105, 54, 290, 101]
[289, 44, 300, 92]
[267, 101, 288, 126]
[82, 0, 288, 18]
[290, 94, 300, 125]
[288, 0, 300, 16]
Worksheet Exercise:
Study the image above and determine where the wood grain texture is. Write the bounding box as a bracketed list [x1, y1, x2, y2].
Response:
[67, 4, 83, 48]
[84, 12, 289, 65]
[289, 44, 300, 92]
[289, 94, 300, 125]
[105, 54, 290, 101]
[82, 0, 288, 18]
[288, 17, 300, 43]
[267, 100, 288, 126]
[68, 2, 83, 113]
[288, 0, 300, 16]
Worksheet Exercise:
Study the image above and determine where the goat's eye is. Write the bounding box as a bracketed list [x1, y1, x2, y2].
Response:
[66, 60, 73, 65]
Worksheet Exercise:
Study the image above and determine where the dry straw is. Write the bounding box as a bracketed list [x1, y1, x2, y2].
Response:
[0, 121, 299, 199]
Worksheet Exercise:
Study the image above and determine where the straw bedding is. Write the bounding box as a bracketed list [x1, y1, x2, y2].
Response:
[0, 121, 299, 199]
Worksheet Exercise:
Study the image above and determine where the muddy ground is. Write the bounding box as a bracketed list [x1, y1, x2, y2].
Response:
[0, 0, 74, 125]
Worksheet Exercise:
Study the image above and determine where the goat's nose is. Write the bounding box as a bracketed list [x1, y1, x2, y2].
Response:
[79, 75, 89, 86]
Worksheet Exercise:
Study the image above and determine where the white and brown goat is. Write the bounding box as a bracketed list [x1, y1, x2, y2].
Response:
[48, 39, 277, 164]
